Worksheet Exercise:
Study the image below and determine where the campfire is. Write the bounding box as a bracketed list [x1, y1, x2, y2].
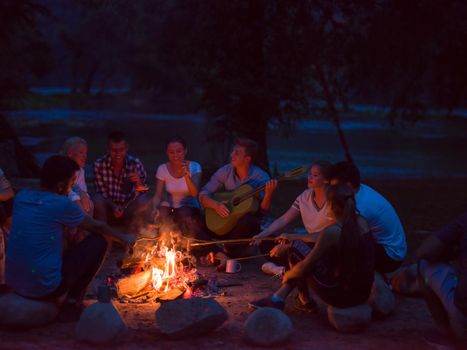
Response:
[115, 227, 200, 302]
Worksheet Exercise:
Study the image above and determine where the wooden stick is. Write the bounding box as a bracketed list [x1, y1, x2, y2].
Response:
[189, 237, 276, 247]
[233, 253, 269, 261]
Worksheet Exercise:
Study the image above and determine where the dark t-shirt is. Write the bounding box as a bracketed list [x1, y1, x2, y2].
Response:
[436, 211, 467, 315]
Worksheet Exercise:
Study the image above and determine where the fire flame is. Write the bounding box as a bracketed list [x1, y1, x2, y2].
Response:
[138, 231, 196, 295]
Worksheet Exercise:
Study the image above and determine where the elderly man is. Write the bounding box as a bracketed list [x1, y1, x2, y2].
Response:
[93, 131, 150, 229]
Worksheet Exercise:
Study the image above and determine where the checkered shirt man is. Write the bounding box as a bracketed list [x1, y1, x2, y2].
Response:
[93, 154, 147, 206]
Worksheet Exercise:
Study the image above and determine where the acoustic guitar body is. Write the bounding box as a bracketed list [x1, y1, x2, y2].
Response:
[205, 184, 259, 236]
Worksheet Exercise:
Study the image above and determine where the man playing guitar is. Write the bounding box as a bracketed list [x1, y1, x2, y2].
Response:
[199, 138, 277, 263]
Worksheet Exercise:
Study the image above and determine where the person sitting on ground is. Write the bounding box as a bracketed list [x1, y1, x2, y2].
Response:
[151, 136, 210, 255]
[199, 137, 277, 267]
[250, 184, 375, 312]
[417, 211, 467, 347]
[331, 161, 406, 275]
[0, 167, 14, 288]
[251, 160, 335, 275]
[5, 155, 134, 322]
[62, 136, 93, 244]
[93, 131, 151, 229]
[62, 136, 93, 216]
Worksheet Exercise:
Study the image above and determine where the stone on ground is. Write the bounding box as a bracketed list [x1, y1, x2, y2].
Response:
[244, 307, 293, 346]
[327, 304, 372, 333]
[0, 293, 58, 329]
[369, 272, 396, 317]
[75, 301, 128, 345]
[155, 297, 228, 338]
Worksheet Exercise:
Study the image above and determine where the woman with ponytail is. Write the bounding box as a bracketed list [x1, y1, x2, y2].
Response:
[250, 184, 375, 311]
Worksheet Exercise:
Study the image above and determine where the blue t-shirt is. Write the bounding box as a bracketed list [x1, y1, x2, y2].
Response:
[6, 189, 85, 298]
[356, 184, 407, 261]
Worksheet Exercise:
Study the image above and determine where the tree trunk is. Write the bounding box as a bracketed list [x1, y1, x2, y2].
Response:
[235, 98, 270, 172]
[82, 60, 101, 95]
[315, 66, 354, 164]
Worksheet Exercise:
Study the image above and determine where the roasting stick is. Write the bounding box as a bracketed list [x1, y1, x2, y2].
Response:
[232, 253, 269, 261]
[189, 237, 276, 247]
[133, 236, 276, 246]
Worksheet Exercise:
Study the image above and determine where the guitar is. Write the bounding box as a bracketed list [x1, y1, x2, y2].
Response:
[205, 166, 308, 236]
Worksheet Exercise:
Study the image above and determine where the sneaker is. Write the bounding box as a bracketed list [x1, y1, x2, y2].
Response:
[261, 262, 285, 277]
[294, 295, 318, 313]
[248, 296, 285, 310]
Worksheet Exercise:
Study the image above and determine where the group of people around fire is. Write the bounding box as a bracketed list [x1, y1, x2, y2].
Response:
[0, 131, 465, 346]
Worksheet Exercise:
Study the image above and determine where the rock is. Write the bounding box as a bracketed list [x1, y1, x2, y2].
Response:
[244, 308, 293, 347]
[0, 293, 58, 329]
[327, 304, 372, 333]
[390, 264, 421, 296]
[75, 301, 128, 345]
[155, 297, 228, 338]
[369, 272, 396, 317]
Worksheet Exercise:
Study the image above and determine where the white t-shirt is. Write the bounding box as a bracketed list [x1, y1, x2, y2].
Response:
[356, 184, 407, 261]
[292, 189, 335, 234]
[156, 161, 202, 208]
[68, 168, 87, 202]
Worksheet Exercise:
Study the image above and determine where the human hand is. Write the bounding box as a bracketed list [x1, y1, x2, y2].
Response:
[128, 170, 141, 185]
[80, 192, 92, 212]
[276, 233, 290, 244]
[269, 242, 290, 258]
[264, 179, 278, 197]
[114, 206, 124, 218]
[250, 232, 267, 246]
[214, 201, 230, 218]
[181, 161, 190, 177]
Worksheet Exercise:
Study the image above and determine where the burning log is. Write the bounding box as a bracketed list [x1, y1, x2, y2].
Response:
[115, 270, 151, 298]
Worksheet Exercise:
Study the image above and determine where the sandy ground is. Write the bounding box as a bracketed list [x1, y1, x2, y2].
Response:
[0, 244, 441, 350]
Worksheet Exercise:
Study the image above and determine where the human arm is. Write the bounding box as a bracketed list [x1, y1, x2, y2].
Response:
[416, 235, 449, 261]
[183, 161, 201, 197]
[250, 207, 300, 246]
[78, 215, 135, 246]
[128, 159, 148, 189]
[0, 187, 14, 201]
[283, 225, 340, 284]
[260, 179, 278, 212]
[199, 167, 230, 218]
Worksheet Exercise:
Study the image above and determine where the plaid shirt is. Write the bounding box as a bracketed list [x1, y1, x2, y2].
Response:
[93, 154, 147, 205]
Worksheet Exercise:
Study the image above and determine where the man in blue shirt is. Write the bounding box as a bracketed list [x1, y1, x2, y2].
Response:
[6, 155, 134, 322]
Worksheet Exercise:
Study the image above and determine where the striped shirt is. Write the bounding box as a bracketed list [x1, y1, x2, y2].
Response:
[93, 154, 147, 205]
